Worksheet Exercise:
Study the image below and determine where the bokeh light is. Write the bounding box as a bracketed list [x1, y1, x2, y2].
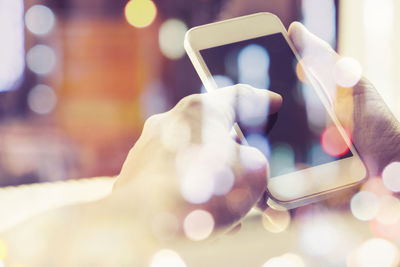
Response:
[25, 5, 55, 35]
[159, 19, 187, 60]
[0, 260, 4, 267]
[376, 195, 400, 225]
[347, 238, 399, 267]
[236, 86, 269, 128]
[124, 0, 157, 28]
[300, 218, 340, 257]
[238, 44, 270, 89]
[370, 215, 400, 240]
[27, 84, 57, 114]
[150, 249, 186, 267]
[0, 0, 24, 92]
[211, 166, 234, 196]
[180, 165, 214, 204]
[321, 125, 351, 157]
[262, 253, 304, 267]
[183, 209, 214, 241]
[333, 57, 362, 88]
[350, 191, 380, 221]
[177, 147, 216, 204]
[0, 238, 7, 260]
[26, 44, 56, 75]
[382, 162, 400, 192]
[239, 145, 267, 172]
[246, 134, 271, 158]
[270, 143, 295, 177]
[176, 144, 236, 202]
[262, 207, 291, 233]
[281, 253, 305, 267]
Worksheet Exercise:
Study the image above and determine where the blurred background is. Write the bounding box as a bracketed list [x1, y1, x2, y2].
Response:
[0, 0, 399, 187]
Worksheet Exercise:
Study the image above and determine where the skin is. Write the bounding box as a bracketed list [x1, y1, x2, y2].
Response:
[1, 22, 399, 266]
[1, 86, 283, 266]
[113, 85, 282, 228]
[288, 22, 400, 176]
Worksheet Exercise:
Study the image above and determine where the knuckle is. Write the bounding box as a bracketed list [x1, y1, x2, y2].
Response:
[175, 94, 203, 111]
[232, 84, 251, 95]
[143, 113, 164, 130]
[231, 84, 243, 96]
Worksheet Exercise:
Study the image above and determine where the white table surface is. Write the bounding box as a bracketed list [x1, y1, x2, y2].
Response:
[1, 178, 399, 266]
[0, 177, 115, 232]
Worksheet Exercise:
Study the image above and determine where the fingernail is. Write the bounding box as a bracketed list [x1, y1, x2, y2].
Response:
[292, 21, 308, 34]
[268, 90, 282, 100]
[268, 91, 283, 113]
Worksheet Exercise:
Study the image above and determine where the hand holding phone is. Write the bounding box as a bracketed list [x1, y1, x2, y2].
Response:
[288, 22, 400, 179]
[185, 13, 367, 209]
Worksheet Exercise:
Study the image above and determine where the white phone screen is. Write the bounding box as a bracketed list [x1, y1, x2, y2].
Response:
[200, 33, 353, 177]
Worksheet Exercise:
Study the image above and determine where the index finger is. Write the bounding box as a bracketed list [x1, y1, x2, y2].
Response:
[206, 84, 283, 129]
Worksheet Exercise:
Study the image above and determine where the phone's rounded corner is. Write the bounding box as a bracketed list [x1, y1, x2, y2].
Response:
[266, 180, 362, 210]
[357, 166, 368, 184]
[265, 188, 314, 210]
[349, 155, 369, 184]
[184, 29, 195, 51]
[265, 197, 291, 210]
[266, 183, 298, 204]
[252, 12, 284, 29]
[266, 158, 370, 207]
[254, 12, 280, 21]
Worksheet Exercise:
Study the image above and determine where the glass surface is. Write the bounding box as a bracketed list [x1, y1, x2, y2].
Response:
[200, 33, 352, 177]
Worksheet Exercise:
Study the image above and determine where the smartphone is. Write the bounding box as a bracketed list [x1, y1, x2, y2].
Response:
[184, 13, 366, 209]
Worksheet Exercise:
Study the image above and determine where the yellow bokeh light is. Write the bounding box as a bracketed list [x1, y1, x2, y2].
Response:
[124, 0, 157, 28]
[0, 239, 7, 260]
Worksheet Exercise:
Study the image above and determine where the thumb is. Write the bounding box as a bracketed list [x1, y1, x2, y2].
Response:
[288, 21, 338, 59]
[288, 22, 341, 104]
[288, 22, 365, 139]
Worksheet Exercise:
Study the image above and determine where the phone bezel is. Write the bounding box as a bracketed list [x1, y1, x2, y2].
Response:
[184, 12, 367, 207]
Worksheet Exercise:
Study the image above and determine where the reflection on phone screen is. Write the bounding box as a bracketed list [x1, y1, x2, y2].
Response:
[200, 33, 352, 177]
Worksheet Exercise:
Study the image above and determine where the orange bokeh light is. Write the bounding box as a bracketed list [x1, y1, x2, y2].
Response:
[295, 61, 308, 83]
[370, 218, 400, 240]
